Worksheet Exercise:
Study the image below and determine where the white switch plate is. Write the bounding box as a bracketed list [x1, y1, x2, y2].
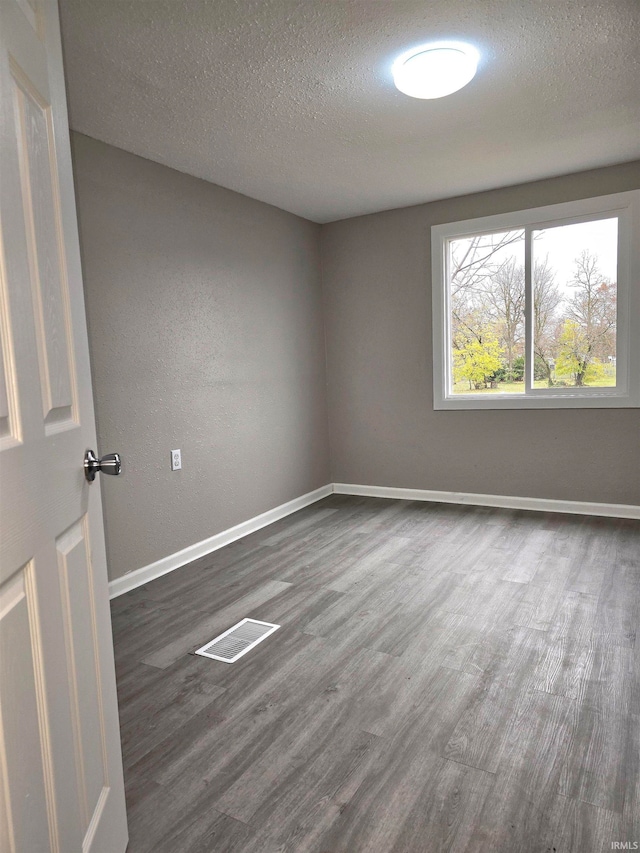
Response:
[171, 449, 182, 471]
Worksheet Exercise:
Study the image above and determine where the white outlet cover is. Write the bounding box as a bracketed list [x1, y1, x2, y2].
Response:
[171, 449, 181, 470]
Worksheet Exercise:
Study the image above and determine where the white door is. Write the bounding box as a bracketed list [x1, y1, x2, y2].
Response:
[0, 0, 128, 850]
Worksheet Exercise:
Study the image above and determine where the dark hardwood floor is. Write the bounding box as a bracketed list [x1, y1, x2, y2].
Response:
[110, 496, 640, 853]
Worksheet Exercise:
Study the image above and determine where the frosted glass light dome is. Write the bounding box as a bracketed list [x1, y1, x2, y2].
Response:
[392, 42, 479, 99]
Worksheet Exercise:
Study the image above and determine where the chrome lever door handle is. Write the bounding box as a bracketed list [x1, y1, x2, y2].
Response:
[84, 449, 122, 482]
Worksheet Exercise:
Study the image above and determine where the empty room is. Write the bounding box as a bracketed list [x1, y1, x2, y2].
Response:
[1, 0, 639, 851]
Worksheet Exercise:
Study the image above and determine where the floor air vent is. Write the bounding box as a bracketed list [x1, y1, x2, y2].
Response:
[194, 618, 280, 663]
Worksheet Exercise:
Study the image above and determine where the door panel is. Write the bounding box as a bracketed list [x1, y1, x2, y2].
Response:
[0, 566, 52, 853]
[14, 0, 43, 37]
[0, 338, 10, 439]
[57, 517, 108, 835]
[0, 249, 20, 448]
[12, 58, 76, 432]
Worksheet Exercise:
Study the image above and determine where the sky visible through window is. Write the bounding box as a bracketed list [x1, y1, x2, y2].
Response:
[534, 218, 617, 292]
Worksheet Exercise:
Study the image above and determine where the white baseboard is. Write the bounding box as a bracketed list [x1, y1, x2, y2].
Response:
[109, 480, 639, 599]
[108, 484, 333, 599]
[333, 483, 640, 520]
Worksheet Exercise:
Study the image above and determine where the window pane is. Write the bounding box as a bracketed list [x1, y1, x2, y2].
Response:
[532, 218, 617, 389]
[448, 229, 525, 394]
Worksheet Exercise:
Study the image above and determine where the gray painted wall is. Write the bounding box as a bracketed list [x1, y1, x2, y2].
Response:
[72, 133, 330, 582]
[321, 161, 640, 506]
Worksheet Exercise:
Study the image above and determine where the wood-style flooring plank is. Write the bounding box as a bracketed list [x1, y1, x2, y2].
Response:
[495, 689, 576, 801]
[559, 705, 636, 813]
[513, 570, 571, 631]
[564, 521, 615, 598]
[458, 771, 623, 853]
[117, 657, 226, 770]
[531, 632, 595, 701]
[579, 645, 639, 720]
[594, 557, 639, 648]
[500, 527, 558, 584]
[550, 797, 623, 853]
[124, 779, 255, 853]
[622, 713, 640, 840]
[549, 589, 599, 646]
[442, 626, 549, 773]
[297, 667, 484, 853]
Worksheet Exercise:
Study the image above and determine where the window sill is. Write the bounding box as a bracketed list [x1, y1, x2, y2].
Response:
[434, 390, 639, 410]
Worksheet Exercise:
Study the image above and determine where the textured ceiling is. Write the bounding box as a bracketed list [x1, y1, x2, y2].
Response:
[59, 0, 640, 223]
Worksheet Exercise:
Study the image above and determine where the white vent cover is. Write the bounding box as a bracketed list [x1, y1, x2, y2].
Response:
[194, 618, 280, 664]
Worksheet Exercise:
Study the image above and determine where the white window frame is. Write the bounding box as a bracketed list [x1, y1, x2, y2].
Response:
[431, 190, 640, 410]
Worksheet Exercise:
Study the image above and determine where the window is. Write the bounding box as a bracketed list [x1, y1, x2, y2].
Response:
[431, 191, 640, 409]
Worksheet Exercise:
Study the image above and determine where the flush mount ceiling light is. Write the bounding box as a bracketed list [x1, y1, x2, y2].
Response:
[392, 41, 479, 99]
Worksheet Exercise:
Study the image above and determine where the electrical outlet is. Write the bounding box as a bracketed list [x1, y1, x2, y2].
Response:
[171, 449, 182, 471]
